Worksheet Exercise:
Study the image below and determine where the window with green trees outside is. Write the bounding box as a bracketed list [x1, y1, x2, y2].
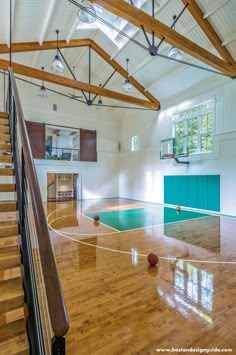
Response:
[173, 101, 214, 156]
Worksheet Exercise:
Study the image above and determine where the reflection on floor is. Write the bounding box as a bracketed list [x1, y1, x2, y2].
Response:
[47, 199, 236, 354]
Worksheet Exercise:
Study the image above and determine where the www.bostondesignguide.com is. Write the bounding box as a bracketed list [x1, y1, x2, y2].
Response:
[156, 348, 233, 353]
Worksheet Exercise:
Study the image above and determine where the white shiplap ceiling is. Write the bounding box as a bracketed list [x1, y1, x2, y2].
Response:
[0, 0, 236, 107]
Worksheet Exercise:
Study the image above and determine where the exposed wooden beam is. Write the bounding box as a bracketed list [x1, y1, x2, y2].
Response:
[181, 0, 235, 65]
[90, 0, 236, 76]
[90, 41, 159, 105]
[0, 39, 92, 54]
[0, 38, 159, 105]
[0, 59, 159, 110]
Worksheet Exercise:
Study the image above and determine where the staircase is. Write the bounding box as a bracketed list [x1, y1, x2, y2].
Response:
[0, 112, 29, 354]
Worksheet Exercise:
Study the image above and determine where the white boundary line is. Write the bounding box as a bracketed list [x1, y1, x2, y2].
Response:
[82, 214, 120, 232]
[47, 207, 236, 265]
[48, 206, 212, 235]
[49, 224, 236, 265]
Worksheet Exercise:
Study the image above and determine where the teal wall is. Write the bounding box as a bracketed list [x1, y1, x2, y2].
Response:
[164, 175, 220, 212]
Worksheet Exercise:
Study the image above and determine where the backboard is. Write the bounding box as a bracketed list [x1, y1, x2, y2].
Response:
[160, 137, 188, 160]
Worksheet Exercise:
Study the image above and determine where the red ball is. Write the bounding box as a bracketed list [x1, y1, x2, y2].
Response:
[176, 205, 181, 211]
[147, 253, 159, 266]
[93, 214, 100, 221]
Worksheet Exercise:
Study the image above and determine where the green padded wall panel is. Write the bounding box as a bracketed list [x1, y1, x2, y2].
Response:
[207, 175, 220, 211]
[187, 175, 197, 207]
[164, 175, 220, 212]
[196, 175, 208, 209]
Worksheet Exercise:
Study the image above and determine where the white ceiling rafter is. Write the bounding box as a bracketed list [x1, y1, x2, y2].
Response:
[7, 0, 15, 47]
[222, 32, 236, 46]
[39, 0, 57, 45]
[66, 15, 79, 43]
[203, 0, 230, 19]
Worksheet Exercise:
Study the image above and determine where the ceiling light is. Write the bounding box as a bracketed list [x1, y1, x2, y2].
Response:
[51, 30, 64, 73]
[78, 0, 96, 23]
[38, 67, 48, 98]
[168, 47, 183, 60]
[122, 58, 132, 94]
[168, 15, 183, 61]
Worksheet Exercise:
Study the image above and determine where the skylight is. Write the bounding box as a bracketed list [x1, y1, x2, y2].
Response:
[76, 0, 148, 49]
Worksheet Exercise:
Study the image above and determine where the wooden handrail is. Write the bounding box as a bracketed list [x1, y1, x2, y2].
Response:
[9, 67, 69, 337]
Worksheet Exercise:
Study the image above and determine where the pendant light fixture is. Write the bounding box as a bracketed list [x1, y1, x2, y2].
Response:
[38, 67, 48, 98]
[168, 15, 183, 61]
[122, 58, 132, 94]
[51, 30, 64, 73]
[78, 0, 97, 23]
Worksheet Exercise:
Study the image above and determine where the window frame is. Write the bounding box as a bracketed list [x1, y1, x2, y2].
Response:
[172, 100, 215, 156]
[131, 135, 139, 152]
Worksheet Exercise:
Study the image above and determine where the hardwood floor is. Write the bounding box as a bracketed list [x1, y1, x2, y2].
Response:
[47, 199, 236, 354]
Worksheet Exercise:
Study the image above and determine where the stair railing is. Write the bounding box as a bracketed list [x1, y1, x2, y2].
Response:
[7, 67, 69, 355]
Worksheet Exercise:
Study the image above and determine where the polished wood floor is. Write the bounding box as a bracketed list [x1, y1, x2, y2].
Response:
[47, 199, 236, 355]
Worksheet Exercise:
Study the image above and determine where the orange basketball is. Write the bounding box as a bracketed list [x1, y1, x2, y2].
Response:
[94, 215, 100, 221]
[147, 253, 159, 266]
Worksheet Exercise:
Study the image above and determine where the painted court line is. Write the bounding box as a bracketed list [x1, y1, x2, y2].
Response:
[82, 214, 120, 232]
[49, 224, 236, 265]
[48, 206, 211, 236]
[49, 214, 120, 236]
[48, 207, 236, 265]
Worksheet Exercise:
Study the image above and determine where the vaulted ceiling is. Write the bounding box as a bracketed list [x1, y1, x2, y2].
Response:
[0, 0, 236, 110]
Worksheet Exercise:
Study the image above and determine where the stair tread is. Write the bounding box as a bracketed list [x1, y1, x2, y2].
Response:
[0, 112, 8, 119]
[0, 183, 15, 192]
[0, 167, 14, 176]
[0, 319, 29, 355]
[0, 246, 19, 260]
[0, 223, 18, 238]
[0, 220, 18, 229]
[0, 201, 16, 205]
[0, 143, 11, 148]
[0, 201, 17, 212]
[0, 155, 13, 163]
[0, 278, 23, 302]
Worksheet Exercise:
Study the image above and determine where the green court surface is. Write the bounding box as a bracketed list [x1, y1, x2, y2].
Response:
[85, 207, 209, 231]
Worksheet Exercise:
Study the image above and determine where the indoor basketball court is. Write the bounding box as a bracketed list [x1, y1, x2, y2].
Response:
[46, 197, 236, 354]
[1, 0, 236, 353]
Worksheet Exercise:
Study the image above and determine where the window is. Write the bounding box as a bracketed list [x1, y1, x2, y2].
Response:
[131, 136, 138, 151]
[173, 101, 214, 155]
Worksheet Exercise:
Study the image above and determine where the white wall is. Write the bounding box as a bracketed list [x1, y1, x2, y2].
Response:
[18, 82, 121, 202]
[119, 76, 236, 216]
